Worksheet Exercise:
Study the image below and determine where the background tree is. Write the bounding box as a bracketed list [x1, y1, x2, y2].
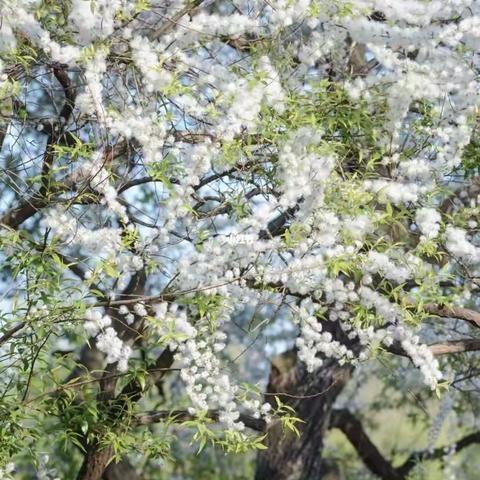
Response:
[1, 1, 480, 479]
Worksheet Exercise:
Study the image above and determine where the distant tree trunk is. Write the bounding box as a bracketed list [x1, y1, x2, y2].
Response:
[256, 351, 352, 480]
[103, 459, 141, 480]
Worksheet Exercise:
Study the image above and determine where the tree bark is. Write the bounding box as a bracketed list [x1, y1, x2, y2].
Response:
[77, 445, 113, 480]
[255, 350, 352, 480]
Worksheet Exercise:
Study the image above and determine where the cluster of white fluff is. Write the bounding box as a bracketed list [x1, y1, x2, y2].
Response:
[363, 251, 413, 284]
[1, 0, 137, 63]
[339, 0, 480, 207]
[68, 150, 127, 221]
[178, 334, 242, 428]
[119, 304, 135, 325]
[130, 35, 174, 93]
[153, 302, 198, 349]
[358, 286, 403, 323]
[266, 0, 314, 27]
[133, 302, 148, 317]
[68, 0, 132, 45]
[84, 309, 132, 372]
[6, 0, 480, 425]
[189, 12, 259, 36]
[323, 279, 358, 321]
[1, 0, 81, 63]
[84, 309, 112, 337]
[388, 325, 443, 390]
[362, 179, 423, 204]
[277, 128, 334, 209]
[444, 226, 480, 264]
[292, 279, 444, 389]
[43, 208, 123, 257]
[75, 51, 107, 122]
[145, 298, 275, 429]
[215, 65, 286, 139]
[416, 208, 442, 240]
[296, 299, 354, 372]
[107, 109, 167, 164]
[96, 327, 132, 372]
[343, 214, 373, 240]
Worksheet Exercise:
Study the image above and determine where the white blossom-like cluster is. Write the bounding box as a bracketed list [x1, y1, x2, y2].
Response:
[388, 325, 443, 390]
[4, 0, 480, 432]
[363, 251, 412, 284]
[96, 327, 132, 373]
[291, 276, 444, 389]
[75, 51, 107, 121]
[130, 35, 174, 93]
[67, 151, 127, 221]
[156, 303, 269, 430]
[153, 302, 198, 350]
[363, 179, 423, 204]
[84, 309, 132, 372]
[444, 226, 480, 264]
[277, 128, 334, 210]
[358, 286, 403, 323]
[0, 463, 15, 480]
[84, 309, 112, 337]
[1, 0, 81, 63]
[416, 208, 442, 240]
[43, 208, 123, 257]
[296, 299, 354, 372]
[148, 299, 274, 429]
[68, 0, 133, 45]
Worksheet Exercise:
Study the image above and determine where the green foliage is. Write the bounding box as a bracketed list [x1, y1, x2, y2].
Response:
[352, 305, 384, 329]
[35, 0, 72, 39]
[273, 397, 305, 437]
[53, 135, 95, 160]
[188, 293, 225, 332]
[181, 414, 267, 456]
[182, 414, 218, 454]
[460, 138, 480, 177]
[146, 153, 178, 188]
[2, 42, 38, 70]
[218, 431, 268, 454]
[282, 223, 311, 248]
[325, 253, 360, 278]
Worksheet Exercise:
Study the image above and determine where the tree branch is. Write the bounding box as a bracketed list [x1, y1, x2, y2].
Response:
[330, 408, 480, 480]
[40, 66, 76, 195]
[330, 409, 402, 480]
[134, 408, 267, 432]
[427, 338, 480, 355]
[397, 431, 480, 478]
[388, 338, 480, 357]
[0, 66, 77, 229]
[425, 304, 480, 329]
[0, 321, 27, 346]
[152, 0, 205, 40]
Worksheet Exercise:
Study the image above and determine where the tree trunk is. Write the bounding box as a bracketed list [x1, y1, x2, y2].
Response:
[256, 351, 352, 480]
[77, 445, 113, 480]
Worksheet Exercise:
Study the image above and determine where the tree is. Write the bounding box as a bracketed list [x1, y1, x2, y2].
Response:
[1, 0, 480, 479]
